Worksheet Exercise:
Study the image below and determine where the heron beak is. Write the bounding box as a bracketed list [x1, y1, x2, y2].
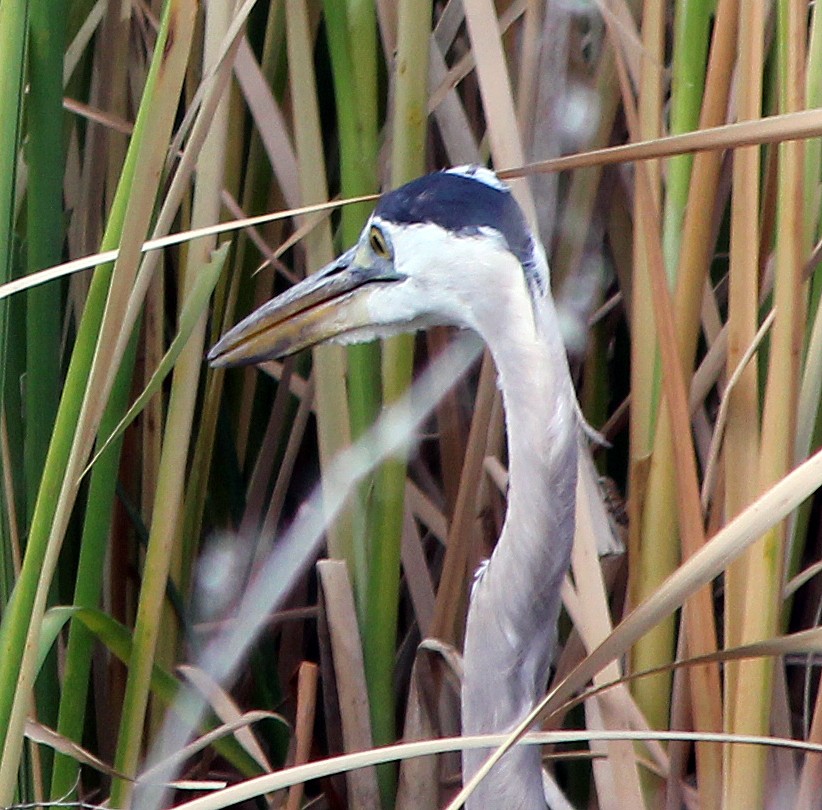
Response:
[207, 246, 405, 368]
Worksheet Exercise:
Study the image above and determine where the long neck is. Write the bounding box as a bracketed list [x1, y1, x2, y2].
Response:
[461, 295, 578, 810]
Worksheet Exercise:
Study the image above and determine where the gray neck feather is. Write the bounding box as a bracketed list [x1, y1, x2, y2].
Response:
[461, 290, 578, 810]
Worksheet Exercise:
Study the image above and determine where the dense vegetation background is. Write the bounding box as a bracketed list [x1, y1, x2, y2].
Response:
[1, 0, 822, 808]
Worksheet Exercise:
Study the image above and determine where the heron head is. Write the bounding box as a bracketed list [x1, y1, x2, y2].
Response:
[207, 165, 546, 368]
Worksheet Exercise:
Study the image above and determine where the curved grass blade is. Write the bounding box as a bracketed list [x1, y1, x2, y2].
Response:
[40, 606, 280, 777]
[82, 242, 229, 478]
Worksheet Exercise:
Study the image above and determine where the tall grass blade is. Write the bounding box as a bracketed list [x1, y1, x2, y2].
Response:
[363, 4, 433, 805]
[0, 0, 28, 613]
[25, 2, 68, 784]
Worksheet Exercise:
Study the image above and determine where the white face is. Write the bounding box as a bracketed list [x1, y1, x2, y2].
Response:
[208, 177, 549, 368]
[343, 215, 541, 348]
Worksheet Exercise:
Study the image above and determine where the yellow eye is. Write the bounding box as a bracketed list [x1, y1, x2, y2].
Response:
[369, 225, 390, 259]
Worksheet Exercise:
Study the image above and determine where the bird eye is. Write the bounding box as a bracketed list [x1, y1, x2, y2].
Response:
[369, 225, 390, 259]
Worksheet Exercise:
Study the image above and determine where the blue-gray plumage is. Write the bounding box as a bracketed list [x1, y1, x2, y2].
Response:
[208, 166, 578, 809]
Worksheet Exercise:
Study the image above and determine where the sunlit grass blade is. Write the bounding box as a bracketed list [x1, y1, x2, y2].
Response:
[168, 729, 822, 810]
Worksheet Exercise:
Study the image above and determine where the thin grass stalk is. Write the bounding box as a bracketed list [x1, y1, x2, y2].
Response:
[616, 9, 720, 806]
[25, 2, 67, 783]
[0, 410, 22, 590]
[318, 12, 388, 795]
[788, 0, 822, 584]
[0, 0, 26, 296]
[807, 7, 822, 242]
[723, 0, 765, 788]
[285, 0, 355, 572]
[178, 8, 280, 580]
[795, 27, 822, 766]
[323, 0, 381, 439]
[213, 7, 282, 480]
[515, 0, 540, 137]
[360, 3, 432, 805]
[161, 47, 243, 709]
[629, 0, 675, 757]
[728, 1, 808, 806]
[550, 1, 638, 291]
[461, 0, 532, 217]
[109, 2, 224, 804]
[624, 14, 674, 785]
[152, 13, 257, 615]
[628, 3, 739, 790]
[102, 2, 131, 204]
[173, 265, 238, 607]
[429, 355, 496, 645]
[68, 5, 117, 269]
[0, 0, 27, 610]
[672, 0, 738, 539]
[49, 328, 140, 800]
[0, 0, 27, 784]
[0, 337, 24, 612]
[618, 23, 722, 806]
[321, 0, 381, 617]
[672, 0, 738, 390]
[63, 0, 99, 96]
[662, 0, 712, 282]
[141, 275, 163, 544]
[25, 0, 64, 527]
[0, 4, 197, 800]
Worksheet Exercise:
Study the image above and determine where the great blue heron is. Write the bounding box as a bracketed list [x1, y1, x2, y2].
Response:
[208, 166, 579, 809]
